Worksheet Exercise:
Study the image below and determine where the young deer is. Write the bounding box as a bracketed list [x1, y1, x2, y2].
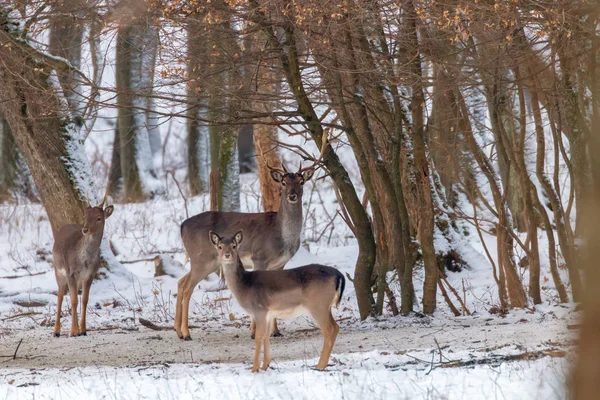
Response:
[175, 162, 319, 340]
[52, 196, 114, 337]
[210, 230, 345, 372]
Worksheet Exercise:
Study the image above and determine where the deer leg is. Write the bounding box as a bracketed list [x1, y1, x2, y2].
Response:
[262, 318, 273, 371]
[174, 272, 190, 338]
[67, 278, 79, 337]
[252, 315, 267, 373]
[311, 309, 339, 370]
[79, 278, 93, 336]
[180, 270, 207, 341]
[53, 284, 66, 337]
[271, 318, 282, 337]
[250, 317, 256, 339]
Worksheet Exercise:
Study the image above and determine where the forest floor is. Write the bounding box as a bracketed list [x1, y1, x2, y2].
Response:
[0, 314, 576, 369]
[0, 312, 576, 399]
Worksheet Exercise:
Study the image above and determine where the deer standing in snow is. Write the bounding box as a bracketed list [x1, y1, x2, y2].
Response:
[174, 142, 325, 341]
[210, 230, 344, 372]
[52, 196, 114, 337]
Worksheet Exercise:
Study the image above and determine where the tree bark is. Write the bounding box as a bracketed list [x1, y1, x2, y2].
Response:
[253, 123, 281, 212]
[0, 116, 16, 201]
[115, 17, 162, 203]
[48, 0, 84, 123]
[405, 3, 438, 314]
[186, 17, 210, 195]
[0, 28, 91, 235]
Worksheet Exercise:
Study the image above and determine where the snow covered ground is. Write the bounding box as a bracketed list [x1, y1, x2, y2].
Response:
[0, 347, 569, 400]
[0, 173, 578, 398]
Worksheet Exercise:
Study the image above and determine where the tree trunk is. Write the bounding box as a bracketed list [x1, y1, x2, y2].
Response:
[253, 123, 281, 212]
[272, 23, 376, 319]
[48, 0, 84, 123]
[186, 18, 210, 195]
[219, 127, 240, 212]
[0, 116, 16, 201]
[107, 122, 122, 199]
[406, 4, 438, 314]
[115, 18, 163, 203]
[0, 28, 93, 235]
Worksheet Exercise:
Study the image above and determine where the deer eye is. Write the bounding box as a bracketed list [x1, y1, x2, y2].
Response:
[96, 217, 102, 222]
[232, 245, 236, 249]
[281, 181, 286, 186]
[218, 245, 222, 250]
[300, 181, 304, 185]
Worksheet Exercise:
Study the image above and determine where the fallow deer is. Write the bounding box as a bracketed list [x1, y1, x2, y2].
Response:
[175, 143, 326, 341]
[210, 230, 344, 372]
[52, 196, 114, 337]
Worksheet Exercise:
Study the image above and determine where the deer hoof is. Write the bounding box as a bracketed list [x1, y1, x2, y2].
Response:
[251, 367, 259, 373]
[78, 332, 87, 336]
[183, 335, 192, 341]
[271, 332, 283, 337]
[250, 334, 255, 340]
[53, 332, 60, 338]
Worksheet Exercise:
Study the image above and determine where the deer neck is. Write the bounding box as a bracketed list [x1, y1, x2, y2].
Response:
[222, 257, 247, 298]
[80, 229, 103, 256]
[275, 198, 302, 251]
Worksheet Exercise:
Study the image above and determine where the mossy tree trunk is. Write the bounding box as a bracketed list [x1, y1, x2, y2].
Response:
[0, 25, 91, 235]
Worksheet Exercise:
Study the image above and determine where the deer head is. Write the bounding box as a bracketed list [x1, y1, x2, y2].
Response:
[209, 230, 243, 264]
[265, 131, 327, 205]
[81, 195, 114, 236]
[269, 167, 314, 205]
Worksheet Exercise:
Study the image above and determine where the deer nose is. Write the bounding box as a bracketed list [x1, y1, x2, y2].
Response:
[225, 253, 231, 259]
[288, 194, 298, 202]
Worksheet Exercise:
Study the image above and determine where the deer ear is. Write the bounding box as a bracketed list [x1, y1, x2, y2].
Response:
[302, 169, 315, 182]
[103, 205, 114, 219]
[209, 231, 220, 246]
[234, 230, 243, 245]
[270, 171, 284, 183]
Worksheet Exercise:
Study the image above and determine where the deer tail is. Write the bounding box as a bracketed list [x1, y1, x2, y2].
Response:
[334, 272, 345, 308]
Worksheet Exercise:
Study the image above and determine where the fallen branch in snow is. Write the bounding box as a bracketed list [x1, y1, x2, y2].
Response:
[0, 271, 46, 280]
[138, 318, 200, 331]
[0, 339, 23, 360]
[1, 312, 42, 321]
[438, 349, 566, 369]
[120, 258, 156, 265]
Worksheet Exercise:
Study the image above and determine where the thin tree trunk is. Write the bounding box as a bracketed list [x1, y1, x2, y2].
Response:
[116, 18, 163, 202]
[406, 3, 438, 314]
[48, 0, 84, 124]
[0, 116, 16, 201]
[107, 122, 122, 199]
[528, 82, 569, 303]
[186, 18, 210, 195]
[271, 22, 376, 319]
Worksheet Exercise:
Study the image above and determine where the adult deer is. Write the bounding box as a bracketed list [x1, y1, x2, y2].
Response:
[210, 230, 344, 372]
[175, 139, 327, 340]
[52, 196, 114, 337]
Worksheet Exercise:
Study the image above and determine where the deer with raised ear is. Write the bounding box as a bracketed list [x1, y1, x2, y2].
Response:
[175, 137, 327, 341]
[210, 230, 344, 372]
[52, 195, 114, 337]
